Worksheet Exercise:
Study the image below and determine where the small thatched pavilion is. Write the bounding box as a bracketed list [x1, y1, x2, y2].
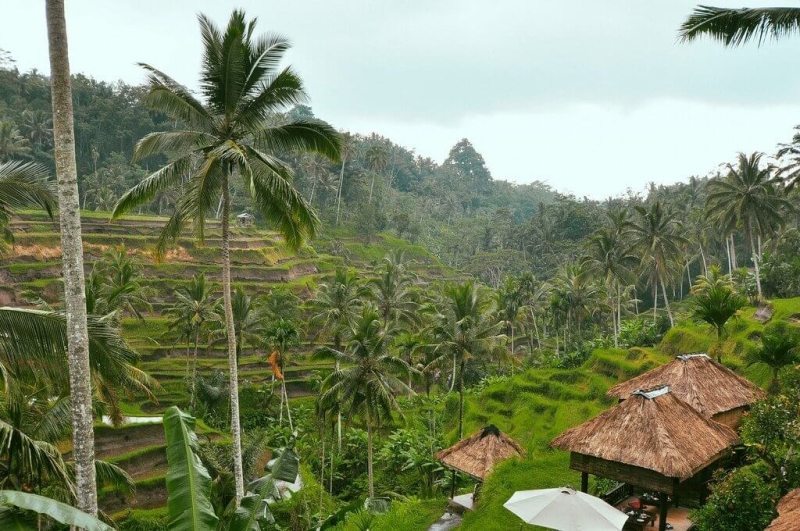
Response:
[607, 353, 765, 427]
[551, 386, 739, 531]
[766, 489, 800, 531]
[436, 425, 526, 482]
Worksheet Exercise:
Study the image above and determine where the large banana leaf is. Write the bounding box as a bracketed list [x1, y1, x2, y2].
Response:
[228, 492, 274, 531]
[163, 406, 219, 531]
[0, 490, 114, 530]
[268, 438, 299, 483]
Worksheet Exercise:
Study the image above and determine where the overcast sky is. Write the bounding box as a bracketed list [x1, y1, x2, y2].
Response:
[3, 1, 800, 198]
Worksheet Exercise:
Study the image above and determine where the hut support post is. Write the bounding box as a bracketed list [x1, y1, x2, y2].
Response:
[580, 472, 588, 493]
[658, 492, 668, 531]
[450, 469, 456, 499]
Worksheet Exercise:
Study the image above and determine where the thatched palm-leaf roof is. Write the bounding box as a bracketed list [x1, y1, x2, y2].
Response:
[435, 425, 525, 480]
[551, 387, 738, 479]
[606, 354, 764, 417]
[766, 489, 800, 531]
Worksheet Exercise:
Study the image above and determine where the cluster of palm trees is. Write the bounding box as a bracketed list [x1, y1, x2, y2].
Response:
[309, 252, 508, 497]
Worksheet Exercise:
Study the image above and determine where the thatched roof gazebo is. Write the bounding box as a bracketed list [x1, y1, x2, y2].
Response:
[551, 386, 739, 531]
[606, 353, 765, 427]
[766, 489, 800, 531]
[436, 425, 526, 481]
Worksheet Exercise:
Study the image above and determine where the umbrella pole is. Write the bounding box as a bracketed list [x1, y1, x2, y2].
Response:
[580, 472, 588, 493]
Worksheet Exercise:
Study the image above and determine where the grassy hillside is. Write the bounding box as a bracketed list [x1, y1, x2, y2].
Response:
[455, 299, 800, 530]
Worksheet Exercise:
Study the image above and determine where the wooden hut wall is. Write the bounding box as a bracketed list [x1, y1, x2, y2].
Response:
[711, 406, 748, 429]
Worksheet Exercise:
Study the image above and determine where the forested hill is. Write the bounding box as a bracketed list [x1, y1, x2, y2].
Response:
[5, 53, 800, 293]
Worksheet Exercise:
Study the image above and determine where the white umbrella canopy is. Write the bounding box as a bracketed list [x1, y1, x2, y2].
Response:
[504, 487, 628, 531]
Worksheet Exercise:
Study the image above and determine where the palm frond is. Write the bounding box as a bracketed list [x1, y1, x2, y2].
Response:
[138, 63, 213, 130]
[680, 6, 800, 46]
[0, 161, 55, 218]
[112, 156, 191, 218]
[254, 120, 342, 163]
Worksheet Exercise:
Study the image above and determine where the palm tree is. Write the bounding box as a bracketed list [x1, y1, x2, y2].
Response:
[776, 126, 800, 191]
[45, 0, 96, 514]
[583, 223, 635, 347]
[495, 276, 522, 358]
[335, 132, 355, 226]
[264, 318, 301, 431]
[314, 308, 411, 498]
[689, 284, 746, 362]
[517, 272, 548, 350]
[680, 5, 800, 46]
[309, 268, 364, 449]
[628, 202, 687, 327]
[93, 244, 153, 323]
[423, 281, 503, 439]
[0, 122, 30, 161]
[111, 10, 341, 502]
[0, 161, 55, 247]
[163, 273, 220, 410]
[747, 324, 799, 394]
[370, 251, 418, 326]
[707, 153, 792, 300]
[551, 262, 605, 343]
[365, 144, 388, 205]
[209, 286, 268, 362]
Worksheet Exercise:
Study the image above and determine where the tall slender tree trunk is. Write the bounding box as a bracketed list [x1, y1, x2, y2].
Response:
[46, 0, 97, 515]
[659, 274, 674, 327]
[617, 284, 622, 346]
[191, 329, 200, 411]
[725, 236, 732, 275]
[699, 243, 708, 276]
[366, 414, 374, 498]
[749, 230, 763, 300]
[458, 359, 465, 439]
[368, 173, 376, 204]
[221, 178, 245, 504]
[652, 279, 659, 324]
[730, 234, 738, 269]
[335, 154, 347, 227]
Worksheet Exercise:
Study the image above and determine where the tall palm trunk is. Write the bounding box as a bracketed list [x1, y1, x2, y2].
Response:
[221, 177, 245, 504]
[652, 279, 658, 324]
[659, 274, 674, 327]
[46, 0, 97, 515]
[335, 153, 347, 226]
[725, 236, 732, 275]
[366, 412, 374, 498]
[191, 328, 200, 411]
[730, 234, 738, 269]
[749, 229, 763, 300]
[458, 359, 465, 439]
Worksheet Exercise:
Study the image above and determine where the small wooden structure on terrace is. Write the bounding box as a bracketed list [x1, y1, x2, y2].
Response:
[436, 425, 526, 481]
[551, 386, 739, 531]
[606, 353, 765, 428]
[766, 489, 800, 531]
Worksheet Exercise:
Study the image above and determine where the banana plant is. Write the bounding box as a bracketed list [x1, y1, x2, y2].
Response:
[0, 490, 114, 530]
[164, 406, 277, 531]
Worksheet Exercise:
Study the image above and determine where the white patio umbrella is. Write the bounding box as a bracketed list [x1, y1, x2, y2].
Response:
[504, 487, 628, 531]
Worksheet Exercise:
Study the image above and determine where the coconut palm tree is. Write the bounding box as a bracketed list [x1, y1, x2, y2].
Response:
[747, 323, 800, 394]
[314, 308, 411, 498]
[0, 161, 55, 247]
[423, 281, 504, 439]
[690, 284, 746, 362]
[45, 0, 96, 513]
[0, 122, 30, 161]
[370, 251, 419, 326]
[706, 152, 792, 300]
[264, 318, 301, 431]
[111, 10, 341, 502]
[495, 277, 522, 357]
[680, 5, 800, 46]
[627, 202, 687, 327]
[365, 144, 388, 205]
[583, 224, 635, 347]
[163, 273, 220, 410]
[309, 268, 365, 449]
[209, 286, 268, 363]
[335, 133, 355, 226]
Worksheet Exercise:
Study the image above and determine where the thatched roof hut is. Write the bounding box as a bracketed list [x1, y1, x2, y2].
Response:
[606, 354, 764, 427]
[551, 386, 738, 499]
[766, 489, 800, 531]
[435, 425, 526, 481]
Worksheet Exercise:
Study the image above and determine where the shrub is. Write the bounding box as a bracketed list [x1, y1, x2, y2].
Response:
[690, 467, 778, 531]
